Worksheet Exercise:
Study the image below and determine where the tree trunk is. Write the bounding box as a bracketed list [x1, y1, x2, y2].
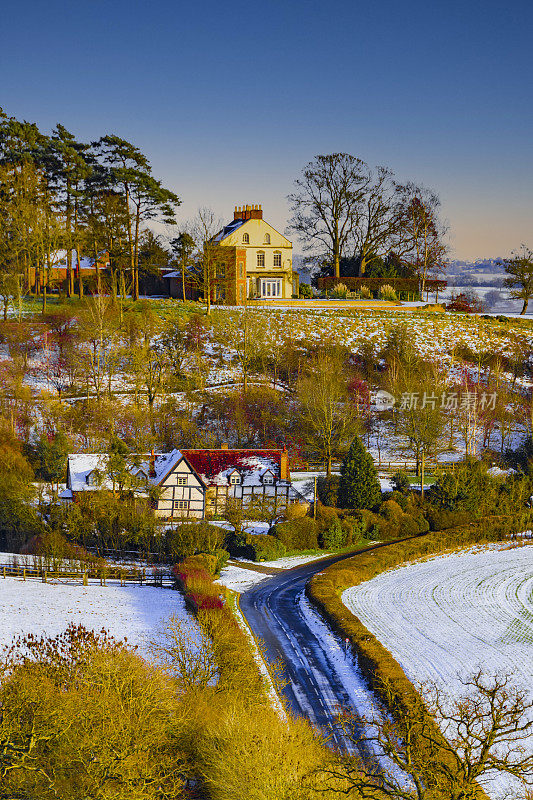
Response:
[133, 206, 140, 302]
[334, 253, 340, 279]
[182, 259, 186, 301]
[521, 297, 528, 315]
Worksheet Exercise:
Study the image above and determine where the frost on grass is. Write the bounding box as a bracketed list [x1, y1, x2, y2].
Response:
[342, 543, 533, 798]
[0, 577, 197, 659]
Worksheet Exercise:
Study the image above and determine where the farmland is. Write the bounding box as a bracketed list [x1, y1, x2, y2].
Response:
[342, 542, 533, 798]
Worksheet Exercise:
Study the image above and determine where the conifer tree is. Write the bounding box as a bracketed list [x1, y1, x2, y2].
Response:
[337, 434, 381, 510]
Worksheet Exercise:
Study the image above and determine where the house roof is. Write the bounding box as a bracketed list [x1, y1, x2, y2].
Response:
[50, 249, 108, 270]
[212, 219, 247, 243]
[181, 449, 285, 487]
[67, 454, 113, 492]
[136, 449, 184, 485]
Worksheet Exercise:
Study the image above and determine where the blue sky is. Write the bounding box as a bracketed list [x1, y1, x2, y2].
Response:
[2, 0, 532, 259]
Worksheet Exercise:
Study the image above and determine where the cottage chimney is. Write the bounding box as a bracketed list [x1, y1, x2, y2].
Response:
[280, 447, 289, 480]
[221, 442, 229, 450]
[149, 448, 156, 479]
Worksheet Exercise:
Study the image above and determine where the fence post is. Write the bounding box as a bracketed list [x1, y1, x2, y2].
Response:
[43, 571, 47, 584]
[23, 568, 26, 581]
[83, 572, 88, 586]
[2, 566, 5, 579]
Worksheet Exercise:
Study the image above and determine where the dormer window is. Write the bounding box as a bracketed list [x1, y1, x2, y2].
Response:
[262, 471, 275, 485]
[229, 471, 241, 485]
[264, 233, 271, 244]
[86, 470, 99, 487]
[257, 251, 265, 267]
[242, 233, 249, 244]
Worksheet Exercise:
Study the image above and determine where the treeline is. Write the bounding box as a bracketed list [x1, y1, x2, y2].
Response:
[0, 108, 180, 306]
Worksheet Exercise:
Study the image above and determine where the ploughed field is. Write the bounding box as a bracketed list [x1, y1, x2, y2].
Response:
[342, 543, 533, 799]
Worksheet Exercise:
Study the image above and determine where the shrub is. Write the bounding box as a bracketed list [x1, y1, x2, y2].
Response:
[321, 517, 345, 550]
[359, 285, 372, 299]
[426, 507, 472, 531]
[316, 475, 340, 507]
[271, 518, 319, 551]
[247, 534, 286, 562]
[299, 283, 313, 299]
[391, 469, 411, 495]
[429, 460, 498, 515]
[330, 282, 349, 299]
[213, 548, 230, 574]
[380, 283, 397, 301]
[379, 499, 404, 522]
[166, 522, 225, 561]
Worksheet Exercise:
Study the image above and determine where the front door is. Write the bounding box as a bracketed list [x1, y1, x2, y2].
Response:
[261, 279, 282, 298]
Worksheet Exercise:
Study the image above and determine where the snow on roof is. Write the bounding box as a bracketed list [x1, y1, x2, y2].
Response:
[67, 454, 112, 492]
[181, 450, 283, 487]
[212, 219, 247, 243]
[137, 449, 184, 485]
[49, 249, 109, 270]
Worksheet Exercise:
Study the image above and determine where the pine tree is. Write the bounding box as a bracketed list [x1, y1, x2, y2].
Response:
[337, 435, 381, 510]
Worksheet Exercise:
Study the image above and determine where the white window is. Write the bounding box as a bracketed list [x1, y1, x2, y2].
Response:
[257, 251, 265, 267]
[174, 500, 188, 510]
[263, 474, 274, 485]
[238, 261, 244, 278]
[264, 233, 271, 244]
[229, 473, 241, 485]
[242, 233, 249, 244]
[176, 476, 187, 486]
[273, 251, 282, 267]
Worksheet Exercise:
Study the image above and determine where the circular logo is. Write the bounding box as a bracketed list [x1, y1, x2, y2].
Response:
[374, 390, 396, 411]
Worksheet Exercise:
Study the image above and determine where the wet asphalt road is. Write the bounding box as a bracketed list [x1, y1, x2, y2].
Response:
[239, 544, 387, 750]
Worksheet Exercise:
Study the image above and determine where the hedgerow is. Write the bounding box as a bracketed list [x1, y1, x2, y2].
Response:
[306, 512, 533, 799]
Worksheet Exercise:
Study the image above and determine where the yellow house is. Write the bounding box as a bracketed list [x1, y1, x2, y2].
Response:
[211, 204, 299, 304]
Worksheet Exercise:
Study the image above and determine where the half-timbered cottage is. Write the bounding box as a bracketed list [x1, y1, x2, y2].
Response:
[64, 446, 307, 520]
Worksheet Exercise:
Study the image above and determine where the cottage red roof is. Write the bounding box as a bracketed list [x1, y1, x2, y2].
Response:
[181, 449, 288, 486]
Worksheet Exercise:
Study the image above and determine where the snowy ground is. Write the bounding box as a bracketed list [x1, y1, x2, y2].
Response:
[342, 543, 533, 799]
[0, 577, 197, 659]
[216, 553, 333, 592]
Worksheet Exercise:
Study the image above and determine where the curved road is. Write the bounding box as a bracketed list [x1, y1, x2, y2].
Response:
[240, 544, 390, 751]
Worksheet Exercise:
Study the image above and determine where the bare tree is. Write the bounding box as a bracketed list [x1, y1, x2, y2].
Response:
[395, 183, 448, 296]
[288, 153, 370, 279]
[149, 613, 218, 692]
[296, 353, 361, 475]
[190, 207, 224, 316]
[326, 671, 533, 800]
[502, 245, 533, 315]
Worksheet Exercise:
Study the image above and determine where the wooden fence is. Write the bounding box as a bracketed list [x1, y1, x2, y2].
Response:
[0, 563, 173, 587]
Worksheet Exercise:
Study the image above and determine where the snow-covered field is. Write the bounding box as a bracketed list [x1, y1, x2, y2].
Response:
[0, 577, 196, 658]
[342, 543, 533, 799]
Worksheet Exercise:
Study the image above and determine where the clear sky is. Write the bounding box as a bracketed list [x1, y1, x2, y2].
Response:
[2, 0, 532, 260]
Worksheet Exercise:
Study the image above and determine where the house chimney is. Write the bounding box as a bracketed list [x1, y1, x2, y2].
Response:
[149, 448, 156, 478]
[236, 204, 263, 222]
[280, 447, 289, 480]
[221, 442, 229, 450]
